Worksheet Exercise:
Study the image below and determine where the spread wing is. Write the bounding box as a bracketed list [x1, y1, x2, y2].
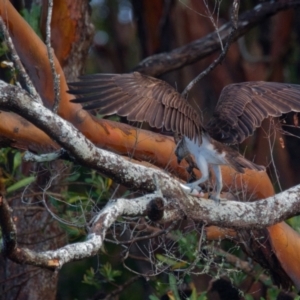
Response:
[69, 72, 202, 142]
[205, 82, 300, 144]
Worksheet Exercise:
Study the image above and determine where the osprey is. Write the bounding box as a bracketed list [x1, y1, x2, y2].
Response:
[69, 72, 300, 201]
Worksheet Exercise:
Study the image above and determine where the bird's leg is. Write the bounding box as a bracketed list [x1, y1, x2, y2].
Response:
[209, 165, 223, 203]
[184, 155, 209, 194]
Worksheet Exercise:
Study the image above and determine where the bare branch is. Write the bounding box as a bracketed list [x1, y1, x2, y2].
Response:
[45, 0, 61, 113]
[0, 81, 172, 194]
[0, 17, 41, 102]
[1, 81, 300, 270]
[0, 189, 165, 268]
[0, 194, 17, 255]
[100, 275, 141, 300]
[134, 1, 300, 77]
[182, 0, 240, 97]
[215, 247, 298, 298]
[0, 81, 300, 228]
[2, 172, 300, 269]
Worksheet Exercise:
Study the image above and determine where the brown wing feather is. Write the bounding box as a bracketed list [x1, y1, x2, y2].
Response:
[69, 72, 202, 142]
[206, 82, 300, 144]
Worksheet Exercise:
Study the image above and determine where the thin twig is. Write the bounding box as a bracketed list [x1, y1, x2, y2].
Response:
[135, 1, 298, 77]
[0, 194, 17, 255]
[40, 173, 87, 228]
[180, 0, 224, 50]
[182, 0, 240, 98]
[45, 0, 60, 113]
[106, 220, 178, 245]
[180, 224, 206, 278]
[101, 275, 141, 300]
[215, 247, 298, 298]
[204, 0, 224, 51]
[0, 17, 41, 102]
[267, 120, 282, 192]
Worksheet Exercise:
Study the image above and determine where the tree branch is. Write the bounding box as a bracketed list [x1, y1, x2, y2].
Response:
[1, 81, 300, 269]
[181, 0, 240, 97]
[134, 1, 300, 76]
[45, 0, 61, 113]
[0, 17, 40, 101]
[0, 81, 299, 227]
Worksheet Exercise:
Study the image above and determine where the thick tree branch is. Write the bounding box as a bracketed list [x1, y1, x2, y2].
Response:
[2, 182, 300, 269]
[1, 81, 300, 270]
[0, 81, 300, 227]
[134, 1, 300, 76]
[0, 81, 166, 193]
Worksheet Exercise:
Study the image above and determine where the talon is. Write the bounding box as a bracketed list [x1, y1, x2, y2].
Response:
[208, 193, 222, 204]
[180, 183, 204, 197]
[185, 183, 202, 191]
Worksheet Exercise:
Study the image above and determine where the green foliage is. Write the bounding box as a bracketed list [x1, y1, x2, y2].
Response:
[150, 273, 207, 300]
[20, 5, 42, 38]
[0, 148, 35, 193]
[265, 287, 280, 300]
[0, 148, 112, 243]
[100, 262, 122, 282]
[194, 292, 207, 300]
[63, 166, 111, 204]
[0, 59, 18, 85]
[82, 267, 102, 289]
[156, 253, 187, 270]
[230, 269, 248, 287]
[0, 40, 8, 57]
[82, 169, 112, 201]
[287, 215, 300, 233]
[168, 274, 181, 300]
[0, 148, 21, 176]
[176, 230, 199, 261]
[82, 263, 122, 290]
[51, 168, 112, 241]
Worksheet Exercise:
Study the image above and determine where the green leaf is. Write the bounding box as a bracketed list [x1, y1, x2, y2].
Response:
[169, 274, 181, 300]
[6, 176, 36, 194]
[149, 296, 160, 300]
[196, 293, 207, 300]
[82, 267, 101, 289]
[156, 254, 187, 269]
[68, 195, 89, 204]
[66, 172, 81, 182]
[100, 262, 121, 282]
[12, 151, 22, 174]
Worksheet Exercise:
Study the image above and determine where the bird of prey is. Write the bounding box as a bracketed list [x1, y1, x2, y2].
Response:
[69, 72, 300, 201]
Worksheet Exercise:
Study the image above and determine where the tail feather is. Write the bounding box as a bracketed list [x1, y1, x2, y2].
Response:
[227, 153, 265, 173]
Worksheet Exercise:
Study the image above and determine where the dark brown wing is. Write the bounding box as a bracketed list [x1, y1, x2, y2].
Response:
[69, 72, 202, 142]
[205, 82, 300, 144]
